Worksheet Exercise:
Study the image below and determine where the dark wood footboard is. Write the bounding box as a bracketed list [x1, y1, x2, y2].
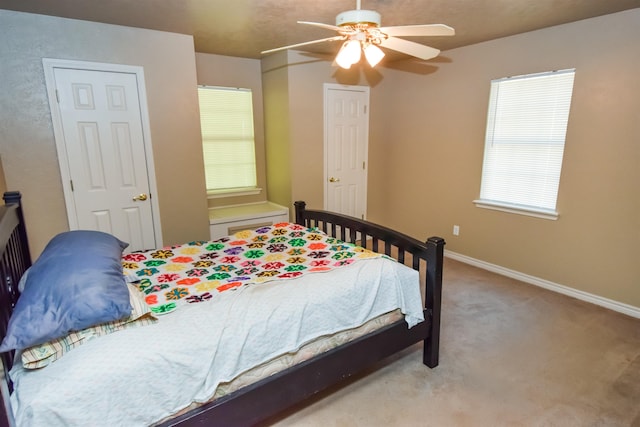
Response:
[165, 202, 445, 426]
[294, 201, 445, 368]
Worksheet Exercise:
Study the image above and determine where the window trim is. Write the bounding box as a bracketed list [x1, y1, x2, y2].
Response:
[476, 69, 575, 220]
[198, 85, 259, 196]
[207, 186, 262, 199]
[473, 199, 558, 220]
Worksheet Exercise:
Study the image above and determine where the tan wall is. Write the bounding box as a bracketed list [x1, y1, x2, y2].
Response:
[262, 52, 293, 213]
[285, 52, 330, 210]
[195, 52, 268, 208]
[368, 9, 640, 308]
[0, 10, 209, 257]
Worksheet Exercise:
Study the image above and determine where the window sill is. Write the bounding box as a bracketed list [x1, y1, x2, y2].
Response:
[207, 187, 262, 199]
[473, 199, 558, 220]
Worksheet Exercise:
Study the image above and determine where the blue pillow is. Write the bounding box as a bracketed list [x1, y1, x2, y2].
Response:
[0, 230, 131, 352]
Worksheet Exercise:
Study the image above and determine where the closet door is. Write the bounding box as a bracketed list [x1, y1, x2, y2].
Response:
[324, 84, 369, 220]
[44, 59, 160, 251]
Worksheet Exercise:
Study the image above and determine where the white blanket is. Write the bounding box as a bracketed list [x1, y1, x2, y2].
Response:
[10, 257, 423, 426]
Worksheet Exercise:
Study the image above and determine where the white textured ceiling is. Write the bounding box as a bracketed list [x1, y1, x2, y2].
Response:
[1, 0, 639, 60]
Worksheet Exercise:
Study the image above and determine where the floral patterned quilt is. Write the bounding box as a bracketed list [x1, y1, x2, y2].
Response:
[122, 222, 383, 315]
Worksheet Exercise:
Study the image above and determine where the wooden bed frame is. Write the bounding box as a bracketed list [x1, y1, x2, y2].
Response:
[0, 193, 444, 427]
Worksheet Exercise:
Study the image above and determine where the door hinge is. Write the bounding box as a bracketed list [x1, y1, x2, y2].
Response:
[362, 161, 366, 170]
[70, 180, 74, 191]
[55, 89, 60, 103]
[364, 105, 367, 114]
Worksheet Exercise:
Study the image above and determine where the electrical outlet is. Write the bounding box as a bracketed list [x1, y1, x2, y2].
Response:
[453, 225, 460, 236]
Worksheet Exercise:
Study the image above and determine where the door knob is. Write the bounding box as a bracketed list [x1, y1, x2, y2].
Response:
[329, 177, 340, 183]
[133, 193, 148, 201]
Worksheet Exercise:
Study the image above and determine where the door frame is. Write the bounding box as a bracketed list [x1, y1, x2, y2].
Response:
[323, 83, 370, 218]
[42, 58, 162, 246]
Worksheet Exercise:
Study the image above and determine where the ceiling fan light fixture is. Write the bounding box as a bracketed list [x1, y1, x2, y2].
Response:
[262, 1, 454, 66]
[363, 43, 385, 67]
[336, 39, 362, 69]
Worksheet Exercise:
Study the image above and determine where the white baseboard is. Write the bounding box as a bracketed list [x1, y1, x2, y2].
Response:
[445, 250, 640, 319]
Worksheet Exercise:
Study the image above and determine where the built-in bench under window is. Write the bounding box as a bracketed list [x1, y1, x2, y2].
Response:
[208, 202, 289, 240]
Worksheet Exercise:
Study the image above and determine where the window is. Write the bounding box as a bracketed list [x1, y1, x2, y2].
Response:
[198, 86, 258, 195]
[475, 69, 576, 219]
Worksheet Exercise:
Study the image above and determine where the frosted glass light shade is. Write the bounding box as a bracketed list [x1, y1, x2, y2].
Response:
[336, 40, 362, 69]
[363, 44, 385, 67]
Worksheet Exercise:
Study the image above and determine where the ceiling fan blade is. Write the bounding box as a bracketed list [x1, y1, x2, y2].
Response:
[378, 24, 455, 37]
[261, 35, 345, 55]
[298, 21, 343, 32]
[378, 36, 440, 60]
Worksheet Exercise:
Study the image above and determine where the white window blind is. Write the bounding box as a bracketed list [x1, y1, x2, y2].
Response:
[477, 69, 575, 218]
[198, 86, 257, 192]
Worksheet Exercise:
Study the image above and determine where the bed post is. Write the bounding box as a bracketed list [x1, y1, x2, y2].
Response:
[424, 236, 444, 368]
[294, 201, 306, 226]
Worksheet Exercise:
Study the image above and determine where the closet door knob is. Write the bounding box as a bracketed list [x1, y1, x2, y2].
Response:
[133, 193, 148, 201]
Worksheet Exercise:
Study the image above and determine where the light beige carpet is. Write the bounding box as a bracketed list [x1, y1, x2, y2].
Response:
[267, 258, 640, 426]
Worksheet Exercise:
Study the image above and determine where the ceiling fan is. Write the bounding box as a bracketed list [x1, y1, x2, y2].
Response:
[261, 0, 454, 69]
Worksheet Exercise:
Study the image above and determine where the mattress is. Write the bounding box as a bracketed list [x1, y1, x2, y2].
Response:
[156, 309, 404, 424]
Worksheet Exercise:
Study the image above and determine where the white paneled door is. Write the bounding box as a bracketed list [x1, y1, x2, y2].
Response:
[44, 61, 158, 252]
[324, 84, 369, 219]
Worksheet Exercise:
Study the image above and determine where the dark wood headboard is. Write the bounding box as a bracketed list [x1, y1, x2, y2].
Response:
[0, 192, 32, 426]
